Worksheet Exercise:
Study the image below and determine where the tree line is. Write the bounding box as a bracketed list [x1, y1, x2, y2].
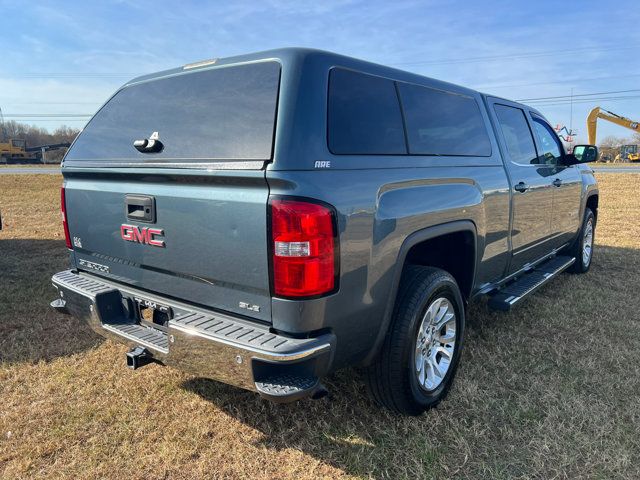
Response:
[1, 120, 80, 147]
[1, 120, 80, 162]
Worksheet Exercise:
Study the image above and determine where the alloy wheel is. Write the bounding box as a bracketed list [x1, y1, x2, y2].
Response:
[583, 218, 594, 267]
[414, 297, 457, 392]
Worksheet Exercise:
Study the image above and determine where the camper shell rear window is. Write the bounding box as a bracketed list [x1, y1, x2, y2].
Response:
[65, 61, 281, 165]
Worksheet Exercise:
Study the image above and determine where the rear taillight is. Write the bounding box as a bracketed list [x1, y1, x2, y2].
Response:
[61, 187, 72, 249]
[270, 198, 338, 298]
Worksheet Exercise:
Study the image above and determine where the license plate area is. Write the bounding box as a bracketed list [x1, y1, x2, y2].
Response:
[134, 296, 173, 331]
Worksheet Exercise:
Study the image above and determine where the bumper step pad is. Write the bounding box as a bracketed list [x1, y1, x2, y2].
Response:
[488, 255, 575, 311]
[52, 269, 114, 297]
[103, 323, 169, 353]
[255, 374, 320, 403]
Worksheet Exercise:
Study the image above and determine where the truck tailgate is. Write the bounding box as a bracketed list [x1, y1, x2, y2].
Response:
[59, 60, 281, 322]
[65, 170, 272, 321]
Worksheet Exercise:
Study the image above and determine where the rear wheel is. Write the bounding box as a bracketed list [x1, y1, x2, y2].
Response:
[568, 207, 595, 273]
[365, 266, 465, 415]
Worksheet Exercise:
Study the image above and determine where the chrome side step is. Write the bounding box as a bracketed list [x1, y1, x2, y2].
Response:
[488, 255, 575, 311]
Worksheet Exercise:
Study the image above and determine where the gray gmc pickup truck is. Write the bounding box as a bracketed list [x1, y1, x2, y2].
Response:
[51, 48, 599, 415]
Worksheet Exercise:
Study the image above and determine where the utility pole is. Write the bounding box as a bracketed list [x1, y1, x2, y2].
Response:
[568, 88, 575, 152]
[569, 88, 574, 136]
[0, 107, 6, 142]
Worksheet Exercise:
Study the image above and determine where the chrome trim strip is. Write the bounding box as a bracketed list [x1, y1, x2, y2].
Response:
[63, 160, 267, 170]
[512, 234, 565, 256]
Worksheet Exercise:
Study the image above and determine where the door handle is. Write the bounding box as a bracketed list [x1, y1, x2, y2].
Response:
[552, 178, 563, 187]
[514, 182, 529, 193]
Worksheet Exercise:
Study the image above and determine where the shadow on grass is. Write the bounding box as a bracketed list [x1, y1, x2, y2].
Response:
[181, 370, 430, 478]
[180, 244, 640, 478]
[0, 238, 103, 364]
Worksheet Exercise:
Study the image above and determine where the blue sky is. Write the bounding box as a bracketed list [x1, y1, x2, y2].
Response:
[1, 0, 640, 143]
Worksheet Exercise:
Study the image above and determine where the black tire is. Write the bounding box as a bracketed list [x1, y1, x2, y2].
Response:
[567, 207, 595, 273]
[365, 266, 465, 415]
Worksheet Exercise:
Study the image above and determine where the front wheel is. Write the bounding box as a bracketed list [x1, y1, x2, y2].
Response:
[365, 266, 465, 415]
[568, 207, 595, 273]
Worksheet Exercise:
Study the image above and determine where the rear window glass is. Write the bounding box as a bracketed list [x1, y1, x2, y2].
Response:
[66, 61, 280, 163]
[398, 83, 491, 156]
[328, 68, 406, 155]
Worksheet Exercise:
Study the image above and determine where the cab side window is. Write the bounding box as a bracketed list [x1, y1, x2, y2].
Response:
[531, 116, 563, 165]
[397, 83, 492, 156]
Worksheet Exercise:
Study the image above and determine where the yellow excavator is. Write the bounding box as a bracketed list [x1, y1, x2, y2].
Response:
[587, 107, 640, 162]
[0, 138, 31, 163]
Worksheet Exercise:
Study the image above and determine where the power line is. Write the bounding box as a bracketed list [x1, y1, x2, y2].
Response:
[391, 44, 640, 67]
[517, 89, 640, 102]
[474, 73, 640, 90]
[3, 113, 92, 117]
[0, 43, 637, 79]
[2, 101, 101, 105]
[4, 63, 640, 121]
[5, 119, 88, 122]
[0, 73, 140, 79]
[527, 95, 640, 107]
[529, 97, 640, 106]
[525, 94, 640, 104]
[9, 93, 640, 116]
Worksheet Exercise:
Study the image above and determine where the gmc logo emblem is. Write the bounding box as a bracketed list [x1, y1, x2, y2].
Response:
[120, 224, 165, 247]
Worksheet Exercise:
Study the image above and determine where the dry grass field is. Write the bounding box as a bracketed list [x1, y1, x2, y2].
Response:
[591, 163, 640, 168]
[1, 173, 639, 479]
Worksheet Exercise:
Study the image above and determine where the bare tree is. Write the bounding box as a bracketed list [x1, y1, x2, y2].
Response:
[598, 135, 627, 162]
[0, 120, 80, 163]
[1, 120, 80, 146]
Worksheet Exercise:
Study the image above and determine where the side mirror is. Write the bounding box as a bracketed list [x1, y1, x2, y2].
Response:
[566, 145, 598, 164]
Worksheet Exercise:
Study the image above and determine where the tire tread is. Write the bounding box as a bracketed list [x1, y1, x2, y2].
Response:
[365, 265, 461, 415]
[568, 207, 595, 274]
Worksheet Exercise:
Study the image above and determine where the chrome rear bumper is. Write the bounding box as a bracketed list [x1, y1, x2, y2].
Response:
[51, 270, 335, 402]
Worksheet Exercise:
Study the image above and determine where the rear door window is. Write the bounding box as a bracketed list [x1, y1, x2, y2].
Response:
[397, 84, 491, 156]
[66, 61, 281, 164]
[328, 68, 406, 155]
[493, 104, 539, 165]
